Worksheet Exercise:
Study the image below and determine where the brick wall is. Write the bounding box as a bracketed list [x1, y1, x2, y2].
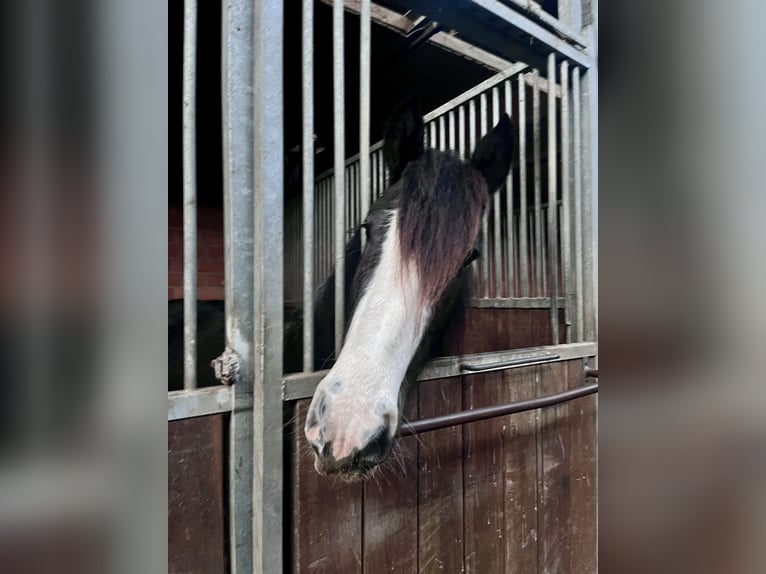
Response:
[168, 205, 224, 300]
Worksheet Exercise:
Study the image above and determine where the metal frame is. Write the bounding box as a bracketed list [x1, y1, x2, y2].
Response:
[171, 2, 597, 572]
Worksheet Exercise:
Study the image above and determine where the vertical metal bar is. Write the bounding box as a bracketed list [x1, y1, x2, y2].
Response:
[333, 0, 345, 354]
[458, 105, 466, 159]
[479, 93, 489, 296]
[182, 0, 198, 391]
[560, 60, 573, 343]
[371, 151, 378, 199]
[429, 121, 437, 149]
[252, 0, 283, 570]
[359, 0, 371, 245]
[573, 67, 584, 341]
[532, 69, 543, 296]
[222, 0, 253, 569]
[439, 115, 446, 151]
[377, 151, 384, 196]
[504, 79, 514, 297]
[448, 110, 456, 152]
[582, 60, 598, 343]
[302, 0, 314, 371]
[518, 74, 529, 296]
[353, 163, 359, 229]
[468, 99, 480, 292]
[491, 86, 502, 298]
[547, 54, 559, 345]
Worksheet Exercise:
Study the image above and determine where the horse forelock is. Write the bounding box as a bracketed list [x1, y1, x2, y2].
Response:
[396, 150, 488, 306]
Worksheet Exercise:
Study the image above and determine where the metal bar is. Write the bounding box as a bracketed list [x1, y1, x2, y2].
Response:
[504, 80, 515, 297]
[468, 0, 593, 66]
[547, 53, 559, 345]
[448, 110, 456, 152]
[479, 93, 489, 296]
[461, 353, 560, 372]
[572, 67, 584, 341]
[333, 0, 346, 354]
[458, 104, 466, 159]
[252, 0, 284, 570]
[582, 45, 598, 344]
[585, 368, 598, 378]
[302, 0, 315, 371]
[532, 68, 543, 297]
[492, 86, 502, 298]
[468, 99, 480, 291]
[560, 60, 573, 343]
[469, 296, 565, 309]
[439, 115, 446, 150]
[182, 0, 198, 391]
[398, 383, 598, 436]
[221, 0, 255, 567]
[429, 120, 437, 149]
[168, 387, 236, 421]
[518, 73, 529, 295]
[282, 342, 597, 400]
[359, 0, 371, 248]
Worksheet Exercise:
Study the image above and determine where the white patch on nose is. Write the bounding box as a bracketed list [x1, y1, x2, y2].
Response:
[307, 210, 430, 459]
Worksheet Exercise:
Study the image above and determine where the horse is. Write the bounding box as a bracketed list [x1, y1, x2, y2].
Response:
[168, 97, 512, 481]
[304, 97, 512, 479]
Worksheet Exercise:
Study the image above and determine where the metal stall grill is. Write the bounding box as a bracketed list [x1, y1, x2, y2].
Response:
[287, 59, 592, 349]
[170, 2, 597, 573]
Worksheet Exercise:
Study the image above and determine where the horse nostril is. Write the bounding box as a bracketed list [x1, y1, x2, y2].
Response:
[358, 425, 391, 464]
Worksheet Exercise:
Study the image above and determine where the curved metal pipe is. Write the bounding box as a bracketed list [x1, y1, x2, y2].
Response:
[398, 383, 598, 437]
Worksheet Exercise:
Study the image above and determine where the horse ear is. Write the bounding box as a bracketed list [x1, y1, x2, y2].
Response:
[383, 94, 425, 184]
[471, 114, 513, 192]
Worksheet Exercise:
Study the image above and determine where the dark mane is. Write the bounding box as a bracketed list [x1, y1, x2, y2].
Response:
[396, 150, 488, 305]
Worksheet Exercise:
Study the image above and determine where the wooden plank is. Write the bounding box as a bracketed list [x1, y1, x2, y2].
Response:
[463, 370, 505, 573]
[537, 362, 572, 573]
[168, 415, 226, 574]
[292, 400, 363, 574]
[502, 365, 539, 574]
[568, 360, 597, 573]
[363, 391, 419, 574]
[417, 377, 464, 574]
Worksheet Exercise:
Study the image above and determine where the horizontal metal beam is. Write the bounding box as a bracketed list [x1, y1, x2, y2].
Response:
[320, 0, 515, 71]
[282, 341, 597, 400]
[469, 0, 593, 66]
[399, 383, 597, 436]
[168, 386, 245, 420]
[469, 297, 566, 309]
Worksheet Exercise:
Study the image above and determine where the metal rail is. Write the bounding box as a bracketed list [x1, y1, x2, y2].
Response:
[399, 383, 598, 436]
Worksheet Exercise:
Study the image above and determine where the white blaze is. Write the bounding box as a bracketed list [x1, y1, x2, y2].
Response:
[314, 209, 430, 459]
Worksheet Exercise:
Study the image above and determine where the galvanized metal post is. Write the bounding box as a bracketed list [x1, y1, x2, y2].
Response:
[333, 0, 346, 354]
[302, 0, 315, 372]
[532, 69, 543, 296]
[491, 86, 502, 297]
[572, 67, 584, 341]
[582, 27, 598, 344]
[479, 92, 489, 296]
[560, 60, 573, 343]
[547, 54, 559, 345]
[252, 0, 284, 572]
[518, 73, 529, 296]
[359, 0, 371, 249]
[182, 0, 198, 390]
[222, 0, 254, 570]
[504, 79, 514, 297]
